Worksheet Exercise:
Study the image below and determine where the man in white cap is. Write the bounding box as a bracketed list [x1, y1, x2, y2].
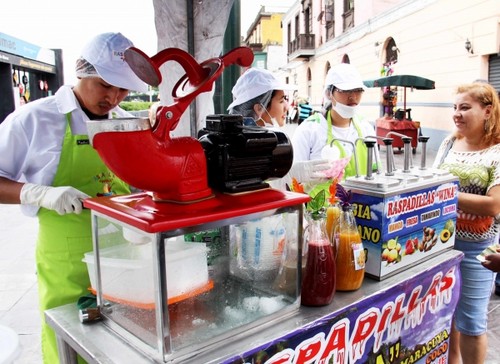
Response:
[0, 32, 147, 363]
[292, 63, 380, 181]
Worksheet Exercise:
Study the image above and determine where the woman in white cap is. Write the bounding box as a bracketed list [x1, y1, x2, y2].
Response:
[228, 67, 333, 190]
[228, 68, 293, 127]
[292, 63, 379, 181]
[0, 32, 147, 363]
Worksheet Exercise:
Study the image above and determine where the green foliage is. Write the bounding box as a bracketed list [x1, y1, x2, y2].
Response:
[119, 101, 153, 111]
[307, 189, 326, 219]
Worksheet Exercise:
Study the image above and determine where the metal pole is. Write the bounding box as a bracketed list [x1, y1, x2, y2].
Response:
[187, 0, 197, 137]
[220, 0, 241, 114]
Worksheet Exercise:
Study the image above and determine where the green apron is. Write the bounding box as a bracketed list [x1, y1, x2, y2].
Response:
[326, 110, 370, 178]
[37, 113, 129, 364]
[308, 111, 375, 200]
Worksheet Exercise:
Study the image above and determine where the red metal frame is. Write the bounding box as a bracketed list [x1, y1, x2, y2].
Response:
[84, 189, 310, 233]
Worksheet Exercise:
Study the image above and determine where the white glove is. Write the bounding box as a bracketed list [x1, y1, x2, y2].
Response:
[20, 183, 90, 215]
[289, 159, 332, 183]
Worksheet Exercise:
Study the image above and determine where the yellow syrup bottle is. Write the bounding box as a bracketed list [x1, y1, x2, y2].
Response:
[325, 179, 342, 245]
[334, 204, 365, 291]
[326, 201, 341, 243]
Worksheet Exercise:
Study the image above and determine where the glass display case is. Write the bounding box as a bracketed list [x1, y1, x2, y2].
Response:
[83, 189, 309, 363]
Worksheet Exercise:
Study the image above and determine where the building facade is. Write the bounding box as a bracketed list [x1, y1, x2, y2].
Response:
[0, 32, 63, 123]
[243, 5, 289, 72]
[281, 0, 500, 147]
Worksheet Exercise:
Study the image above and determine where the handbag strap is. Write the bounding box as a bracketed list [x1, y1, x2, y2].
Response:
[438, 136, 456, 166]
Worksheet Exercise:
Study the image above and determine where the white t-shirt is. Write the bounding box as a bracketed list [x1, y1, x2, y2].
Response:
[0, 85, 130, 216]
[433, 135, 500, 241]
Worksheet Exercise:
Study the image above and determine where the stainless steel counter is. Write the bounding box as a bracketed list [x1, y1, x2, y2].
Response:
[46, 249, 463, 364]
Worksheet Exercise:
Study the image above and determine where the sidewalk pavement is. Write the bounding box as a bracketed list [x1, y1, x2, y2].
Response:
[1, 136, 500, 363]
[0, 204, 40, 363]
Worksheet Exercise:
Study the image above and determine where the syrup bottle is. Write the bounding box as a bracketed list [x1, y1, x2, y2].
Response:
[326, 201, 341, 244]
[301, 211, 336, 306]
[334, 204, 365, 291]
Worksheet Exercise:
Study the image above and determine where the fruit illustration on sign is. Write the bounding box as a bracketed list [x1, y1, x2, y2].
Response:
[441, 219, 455, 243]
[381, 237, 401, 264]
[422, 226, 437, 251]
[405, 237, 418, 255]
[440, 229, 451, 243]
[444, 219, 455, 235]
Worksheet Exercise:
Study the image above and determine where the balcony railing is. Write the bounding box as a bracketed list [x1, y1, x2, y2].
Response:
[246, 42, 263, 52]
[343, 9, 354, 31]
[326, 22, 335, 41]
[288, 33, 316, 60]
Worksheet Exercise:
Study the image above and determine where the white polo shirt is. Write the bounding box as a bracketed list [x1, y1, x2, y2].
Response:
[0, 85, 130, 216]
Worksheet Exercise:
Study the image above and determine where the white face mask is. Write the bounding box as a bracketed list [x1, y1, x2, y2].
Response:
[260, 104, 280, 127]
[332, 97, 357, 119]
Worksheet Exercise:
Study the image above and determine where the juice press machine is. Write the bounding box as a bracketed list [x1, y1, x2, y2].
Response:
[83, 46, 309, 363]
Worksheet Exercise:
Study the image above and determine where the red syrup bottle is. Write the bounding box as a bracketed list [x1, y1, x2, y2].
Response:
[301, 211, 336, 306]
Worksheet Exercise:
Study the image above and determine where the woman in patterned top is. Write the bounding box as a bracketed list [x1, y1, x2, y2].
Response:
[433, 82, 500, 364]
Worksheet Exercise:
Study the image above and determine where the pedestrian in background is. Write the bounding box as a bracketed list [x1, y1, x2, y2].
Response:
[0, 32, 147, 363]
[432, 82, 500, 364]
[292, 95, 312, 125]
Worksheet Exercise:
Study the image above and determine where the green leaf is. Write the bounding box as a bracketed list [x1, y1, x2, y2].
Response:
[308, 189, 326, 212]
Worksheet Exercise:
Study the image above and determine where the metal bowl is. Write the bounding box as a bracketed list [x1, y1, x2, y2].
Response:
[86, 118, 151, 146]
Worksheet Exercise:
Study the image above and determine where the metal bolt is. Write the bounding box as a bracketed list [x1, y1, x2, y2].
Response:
[79, 307, 102, 323]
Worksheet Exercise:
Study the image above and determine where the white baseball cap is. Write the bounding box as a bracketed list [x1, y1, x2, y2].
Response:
[325, 63, 366, 91]
[80, 32, 148, 93]
[227, 68, 296, 110]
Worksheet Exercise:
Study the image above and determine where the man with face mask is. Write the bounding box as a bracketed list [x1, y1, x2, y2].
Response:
[292, 63, 380, 179]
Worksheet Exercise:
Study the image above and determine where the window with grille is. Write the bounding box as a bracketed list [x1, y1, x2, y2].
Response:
[343, 0, 354, 31]
[325, 0, 335, 41]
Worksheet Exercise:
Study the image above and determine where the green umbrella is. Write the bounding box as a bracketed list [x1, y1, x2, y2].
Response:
[364, 74, 435, 110]
[364, 74, 435, 89]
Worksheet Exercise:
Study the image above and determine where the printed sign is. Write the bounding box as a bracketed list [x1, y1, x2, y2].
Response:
[223, 252, 462, 364]
[350, 181, 459, 279]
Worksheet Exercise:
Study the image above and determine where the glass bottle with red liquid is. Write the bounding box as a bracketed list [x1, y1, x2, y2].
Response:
[301, 210, 336, 306]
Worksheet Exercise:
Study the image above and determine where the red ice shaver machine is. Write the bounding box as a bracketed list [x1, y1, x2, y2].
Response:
[83, 45, 308, 363]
